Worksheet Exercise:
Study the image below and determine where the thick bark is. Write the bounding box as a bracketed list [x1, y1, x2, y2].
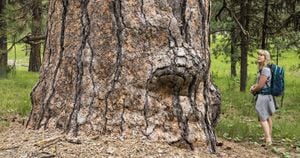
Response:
[0, 0, 7, 76]
[28, 0, 42, 72]
[27, 0, 221, 152]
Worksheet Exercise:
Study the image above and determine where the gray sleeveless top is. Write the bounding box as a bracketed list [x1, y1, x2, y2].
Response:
[256, 67, 271, 92]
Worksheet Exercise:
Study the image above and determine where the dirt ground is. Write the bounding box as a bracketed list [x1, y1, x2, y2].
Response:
[0, 118, 281, 158]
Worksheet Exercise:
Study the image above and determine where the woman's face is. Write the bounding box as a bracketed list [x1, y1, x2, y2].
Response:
[257, 53, 266, 64]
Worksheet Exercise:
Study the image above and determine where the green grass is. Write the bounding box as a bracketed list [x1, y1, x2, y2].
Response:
[0, 68, 38, 116]
[7, 43, 30, 67]
[211, 50, 300, 146]
[1, 43, 38, 117]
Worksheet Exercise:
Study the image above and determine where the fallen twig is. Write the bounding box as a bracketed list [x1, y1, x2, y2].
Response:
[65, 138, 82, 144]
[0, 145, 20, 151]
[34, 135, 83, 150]
[34, 135, 65, 149]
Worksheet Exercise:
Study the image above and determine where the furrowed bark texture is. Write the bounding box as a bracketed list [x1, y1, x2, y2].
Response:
[27, 0, 221, 152]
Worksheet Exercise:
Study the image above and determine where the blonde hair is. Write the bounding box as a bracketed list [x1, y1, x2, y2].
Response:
[257, 49, 271, 66]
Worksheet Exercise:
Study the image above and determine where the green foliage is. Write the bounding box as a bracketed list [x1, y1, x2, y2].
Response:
[210, 0, 300, 62]
[212, 50, 300, 147]
[2, 1, 48, 38]
[3, 2, 30, 39]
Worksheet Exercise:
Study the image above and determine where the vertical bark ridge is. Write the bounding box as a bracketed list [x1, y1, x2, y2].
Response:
[67, 0, 91, 136]
[203, 80, 217, 153]
[172, 86, 182, 134]
[86, 40, 96, 129]
[42, 0, 70, 130]
[201, 0, 217, 148]
[187, 75, 200, 147]
[189, 76, 209, 149]
[143, 65, 154, 137]
[143, 87, 150, 137]
[103, 0, 124, 133]
[170, 85, 194, 150]
[26, 0, 57, 128]
[167, 21, 178, 48]
[45, 1, 60, 71]
[188, 75, 200, 120]
[180, 0, 191, 43]
[206, 86, 217, 152]
[140, 0, 147, 25]
[198, 0, 208, 50]
[120, 98, 126, 134]
[45, 1, 56, 68]
[188, 72, 216, 153]
[34, 0, 69, 130]
[198, 0, 217, 152]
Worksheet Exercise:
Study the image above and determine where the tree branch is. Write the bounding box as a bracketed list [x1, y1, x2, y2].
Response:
[23, 34, 46, 45]
[215, 0, 248, 35]
[0, 34, 46, 56]
[210, 29, 232, 34]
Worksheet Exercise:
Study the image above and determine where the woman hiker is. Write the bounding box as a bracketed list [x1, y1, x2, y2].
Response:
[250, 49, 276, 146]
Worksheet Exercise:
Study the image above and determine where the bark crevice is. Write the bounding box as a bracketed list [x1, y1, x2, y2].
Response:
[103, 0, 124, 133]
[198, 0, 208, 50]
[67, 0, 91, 136]
[203, 81, 216, 153]
[167, 21, 178, 47]
[180, 0, 190, 43]
[30, 0, 69, 130]
[46, 0, 57, 66]
[172, 86, 194, 150]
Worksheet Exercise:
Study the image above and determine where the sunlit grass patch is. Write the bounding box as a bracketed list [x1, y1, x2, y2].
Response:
[0, 68, 38, 116]
[7, 43, 30, 67]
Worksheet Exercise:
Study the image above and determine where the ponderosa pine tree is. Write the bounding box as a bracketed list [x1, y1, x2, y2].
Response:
[26, 0, 221, 152]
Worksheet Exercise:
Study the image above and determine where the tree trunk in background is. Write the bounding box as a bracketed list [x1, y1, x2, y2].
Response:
[28, 0, 42, 72]
[261, 0, 269, 49]
[230, 27, 238, 77]
[0, 0, 7, 76]
[27, 0, 221, 152]
[239, 0, 249, 92]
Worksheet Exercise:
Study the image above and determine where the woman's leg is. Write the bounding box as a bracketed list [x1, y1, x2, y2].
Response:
[267, 117, 272, 139]
[260, 120, 272, 144]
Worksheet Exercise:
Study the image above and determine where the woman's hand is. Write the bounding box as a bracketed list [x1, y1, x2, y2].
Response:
[250, 85, 256, 94]
[251, 73, 268, 95]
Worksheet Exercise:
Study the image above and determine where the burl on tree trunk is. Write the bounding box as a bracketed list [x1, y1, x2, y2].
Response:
[27, 0, 221, 152]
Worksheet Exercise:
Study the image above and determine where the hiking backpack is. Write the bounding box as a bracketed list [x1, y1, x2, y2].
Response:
[257, 64, 284, 108]
[267, 63, 285, 108]
[267, 64, 285, 97]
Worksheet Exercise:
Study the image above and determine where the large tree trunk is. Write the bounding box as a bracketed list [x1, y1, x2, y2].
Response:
[0, 0, 7, 76]
[27, 0, 221, 152]
[28, 0, 42, 72]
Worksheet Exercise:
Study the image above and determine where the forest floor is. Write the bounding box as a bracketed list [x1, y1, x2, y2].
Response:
[0, 116, 285, 158]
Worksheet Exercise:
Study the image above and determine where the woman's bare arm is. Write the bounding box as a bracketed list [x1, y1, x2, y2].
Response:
[251, 75, 268, 93]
